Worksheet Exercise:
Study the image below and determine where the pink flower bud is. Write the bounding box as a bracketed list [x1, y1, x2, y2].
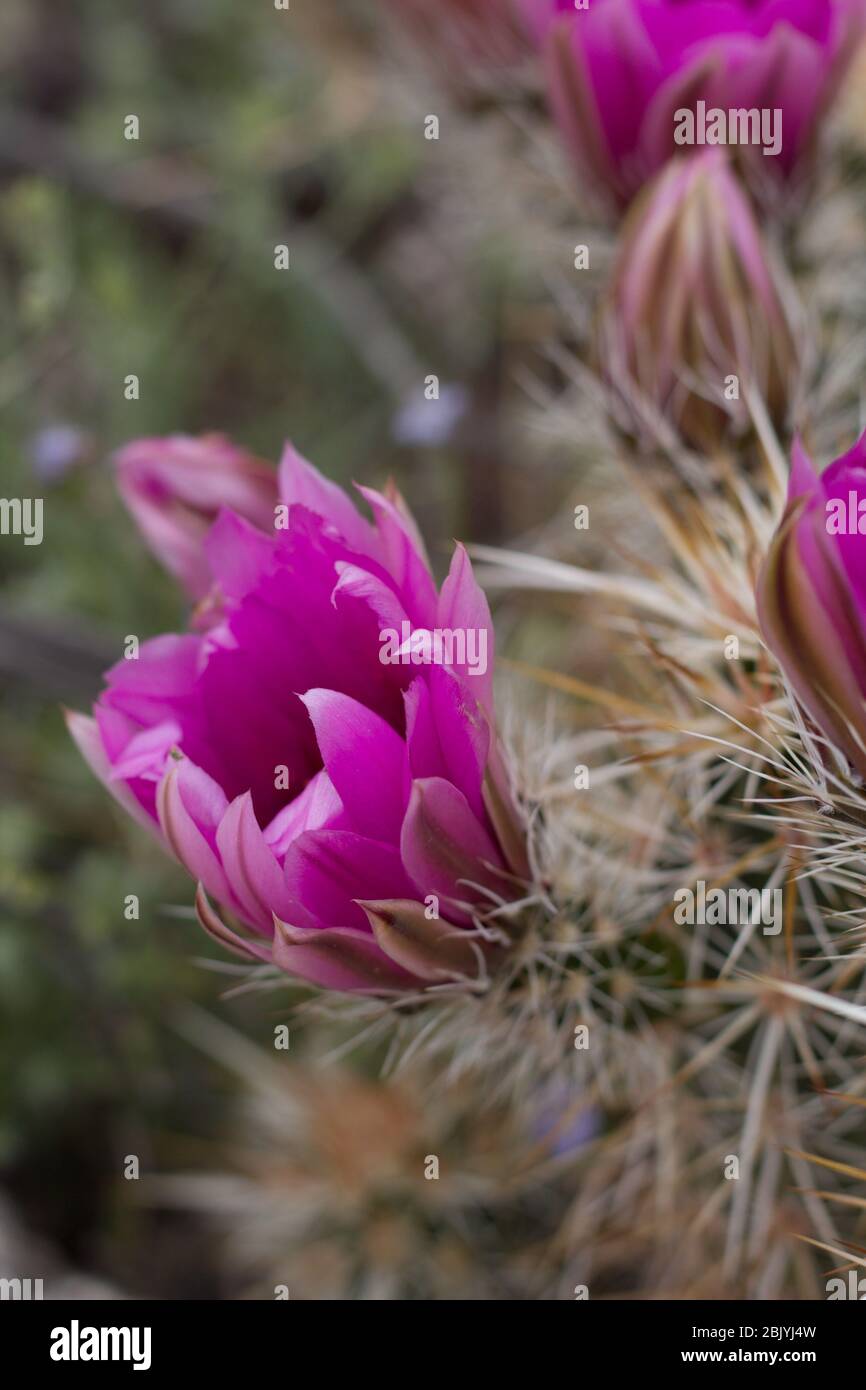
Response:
[114, 434, 279, 600]
[601, 151, 798, 449]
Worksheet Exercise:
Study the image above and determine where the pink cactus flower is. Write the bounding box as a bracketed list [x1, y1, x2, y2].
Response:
[69, 438, 528, 993]
[757, 430, 866, 779]
[524, 0, 866, 208]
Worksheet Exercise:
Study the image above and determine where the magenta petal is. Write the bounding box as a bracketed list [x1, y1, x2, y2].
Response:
[357, 898, 485, 982]
[263, 768, 347, 859]
[101, 633, 202, 719]
[195, 885, 272, 963]
[192, 621, 322, 827]
[299, 689, 410, 843]
[109, 719, 181, 782]
[788, 437, 821, 503]
[96, 632, 228, 808]
[204, 509, 275, 603]
[824, 425, 866, 479]
[403, 669, 489, 823]
[580, 0, 662, 160]
[272, 918, 416, 992]
[400, 776, 506, 922]
[757, 494, 866, 775]
[356, 484, 439, 628]
[282, 829, 417, 932]
[704, 26, 822, 175]
[65, 710, 162, 835]
[278, 442, 378, 557]
[437, 543, 495, 714]
[382, 479, 432, 569]
[545, 15, 626, 203]
[215, 792, 290, 933]
[331, 561, 408, 634]
[194, 505, 410, 822]
[821, 428, 866, 609]
[93, 705, 162, 821]
[784, 455, 866, 690]
[640, 50, 729, 183]
[157, 760, 238, 914]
